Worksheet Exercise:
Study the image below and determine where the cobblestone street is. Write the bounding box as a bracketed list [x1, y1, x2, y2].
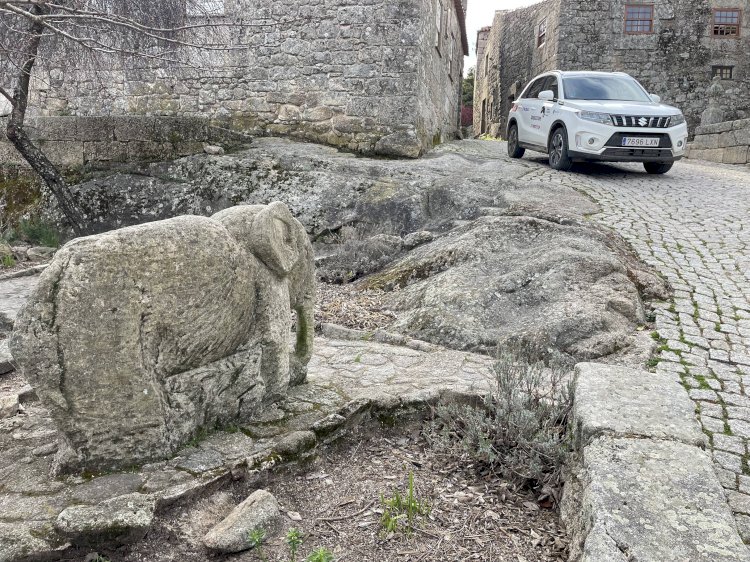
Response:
[516, 150, 750, 538]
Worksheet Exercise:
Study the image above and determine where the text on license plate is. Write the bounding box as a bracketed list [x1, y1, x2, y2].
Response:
[621, 137, 660, 147]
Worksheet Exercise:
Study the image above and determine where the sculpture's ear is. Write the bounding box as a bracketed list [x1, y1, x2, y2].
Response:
[249, 201, 300, 277]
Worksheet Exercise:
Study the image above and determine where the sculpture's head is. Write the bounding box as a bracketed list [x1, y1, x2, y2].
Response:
[212, 201, 303, 278]
[212, 201, 315, 387]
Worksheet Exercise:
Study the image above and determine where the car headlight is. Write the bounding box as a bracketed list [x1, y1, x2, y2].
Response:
[669, 113, 686, 126]
[577, 111, 612, 125]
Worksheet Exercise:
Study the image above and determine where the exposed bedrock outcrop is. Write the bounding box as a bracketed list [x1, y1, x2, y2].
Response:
[44, 139, 668, 362]
[364, 215, 668, 359]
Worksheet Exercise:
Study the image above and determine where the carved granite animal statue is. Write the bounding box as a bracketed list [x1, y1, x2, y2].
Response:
[10, 202, 314, 474]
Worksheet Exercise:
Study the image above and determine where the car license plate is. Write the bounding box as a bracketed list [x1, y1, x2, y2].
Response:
[621, 137, 660, 147]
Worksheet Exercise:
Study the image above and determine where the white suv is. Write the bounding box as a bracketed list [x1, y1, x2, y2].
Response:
[506, 71, 689, 174]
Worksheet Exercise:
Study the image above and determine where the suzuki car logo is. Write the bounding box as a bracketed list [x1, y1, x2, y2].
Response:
[638, 117, 648, 127]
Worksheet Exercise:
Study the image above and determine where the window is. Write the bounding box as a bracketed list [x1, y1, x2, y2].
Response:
[522, 77, 547, 99]
[561, 75, 652, 102]
[624, 4, 654, 34]
[537, 18, 547, 47]
[713, 9, 741, 37]
[712, 65, 734, 79]
[435, 0, 443, 51]
[186, 0, 224, 16]
[449, 34, 455, 79]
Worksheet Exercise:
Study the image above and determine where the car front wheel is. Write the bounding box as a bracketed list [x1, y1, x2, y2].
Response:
[507, 123, 525, 159]
[643, 162, 673, 174]
[548, 127, 573, 171]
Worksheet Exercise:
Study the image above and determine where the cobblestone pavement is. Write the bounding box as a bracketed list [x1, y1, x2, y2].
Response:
[515, 151, 750, 539]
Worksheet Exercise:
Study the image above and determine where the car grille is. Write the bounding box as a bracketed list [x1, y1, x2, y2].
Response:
[602, 148, 674, 158]
[610, 115, 671, 128]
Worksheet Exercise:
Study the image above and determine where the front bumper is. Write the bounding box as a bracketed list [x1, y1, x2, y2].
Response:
[569, 148, 683, 163]
[568, 121, 689, 163]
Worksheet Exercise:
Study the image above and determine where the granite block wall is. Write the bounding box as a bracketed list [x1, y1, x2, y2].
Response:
[473, 0, 560, 137]
[29, 0, 468, 158]
[414, 0, 467, 147]
[0, 116, 251, 171]
[689, 118, 750, 164]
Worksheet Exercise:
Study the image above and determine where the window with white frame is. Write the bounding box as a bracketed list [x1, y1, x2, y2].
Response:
[537, 18, 547, 47]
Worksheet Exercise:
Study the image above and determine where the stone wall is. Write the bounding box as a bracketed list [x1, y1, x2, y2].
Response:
[0, 116, 250, 172]
[415, 0, 467, 147]
[473, 0, 560, 137]
[30, 0, 468, 158]
[688, 118, 750, 164]
[556, 0, 750, 131]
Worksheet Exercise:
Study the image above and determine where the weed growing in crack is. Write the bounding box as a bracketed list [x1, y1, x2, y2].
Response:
[380, 471, 430, 535]
[724, 422, 734, 436]
[647, 356, 661, 369]
[692, 375, 712, 390]
[426, 341, 572, 498]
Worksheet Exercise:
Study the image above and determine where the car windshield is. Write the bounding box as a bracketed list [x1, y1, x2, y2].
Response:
[562, 76, 652, 102]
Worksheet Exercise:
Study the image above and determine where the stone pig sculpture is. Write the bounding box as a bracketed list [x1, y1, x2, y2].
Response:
[10, 202, 315, 474]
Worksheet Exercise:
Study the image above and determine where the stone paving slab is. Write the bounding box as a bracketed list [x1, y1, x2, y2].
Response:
[0, 334, 494, 562]
[572, 437, 750, 562]
[573, 362, 706, 448]
[566, 362, 749, 562]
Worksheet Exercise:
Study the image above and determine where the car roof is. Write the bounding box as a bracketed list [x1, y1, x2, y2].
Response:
[544, 70, 633, 78]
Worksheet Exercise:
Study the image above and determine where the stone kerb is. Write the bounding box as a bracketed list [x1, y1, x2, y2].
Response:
[563, 362, 750, 562]
[689, 118, 750, 165]
[9, 202, 314, 474]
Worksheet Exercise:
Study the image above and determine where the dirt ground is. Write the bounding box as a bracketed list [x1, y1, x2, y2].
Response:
[112, 424, 567, 562]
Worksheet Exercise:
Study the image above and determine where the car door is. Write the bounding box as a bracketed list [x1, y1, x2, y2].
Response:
[515, 77, 547, 146]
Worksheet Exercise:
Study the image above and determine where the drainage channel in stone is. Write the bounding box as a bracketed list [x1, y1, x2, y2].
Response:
[95, 424, 568, 562]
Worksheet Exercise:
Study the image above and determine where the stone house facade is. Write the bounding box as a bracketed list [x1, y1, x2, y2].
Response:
[474, 0, 750, 137]
[32, 0, 468, 158]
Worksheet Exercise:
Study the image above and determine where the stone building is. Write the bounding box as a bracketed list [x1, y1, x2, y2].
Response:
[474, 0, 750, 136]
[32, 0, 469, 158]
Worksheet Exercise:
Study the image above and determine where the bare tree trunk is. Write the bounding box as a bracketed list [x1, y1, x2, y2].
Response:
[5, 3, 84, 236]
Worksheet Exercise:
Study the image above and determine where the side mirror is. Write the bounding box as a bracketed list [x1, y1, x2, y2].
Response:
[538, 90, 554, 101]
[650, 94, 661, 103]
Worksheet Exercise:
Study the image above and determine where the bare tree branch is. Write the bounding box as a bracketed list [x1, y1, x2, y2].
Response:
[0, 85, 14, 104]
[5, 1, 85, 234]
